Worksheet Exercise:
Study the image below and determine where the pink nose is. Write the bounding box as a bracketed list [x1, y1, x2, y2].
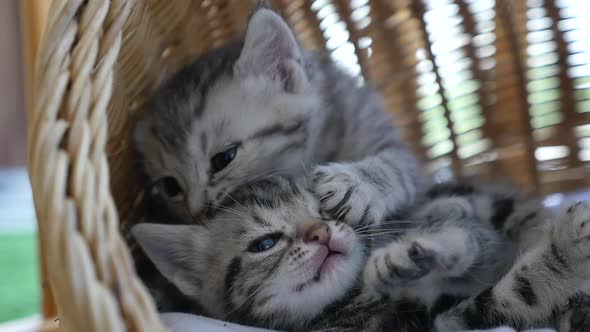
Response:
[304, 222, 331, 245]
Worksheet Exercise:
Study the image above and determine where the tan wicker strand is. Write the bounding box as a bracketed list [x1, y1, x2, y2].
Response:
[495, 0, 539, 189]
[367, 0, 425, 158]
[28, 0, 166, 331]
[273, 0, 328, 56]
[454, 0, 497, 152]
[410, 0, 463, 173]
[544, 0, 582, 170]
[332, 0, 370, 79]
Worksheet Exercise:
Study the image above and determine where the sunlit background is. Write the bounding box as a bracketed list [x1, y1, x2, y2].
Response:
[312, 0, 590, 175]
[0, 0, 589, 327]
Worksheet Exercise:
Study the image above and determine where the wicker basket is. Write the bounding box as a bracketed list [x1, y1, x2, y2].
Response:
[28, 0, 590, 331]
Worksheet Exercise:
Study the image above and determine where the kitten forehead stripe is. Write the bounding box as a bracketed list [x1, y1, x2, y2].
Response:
[217, 182, 293, 213]
[275, 137, 306, 156]
[249, 118, 307, 140]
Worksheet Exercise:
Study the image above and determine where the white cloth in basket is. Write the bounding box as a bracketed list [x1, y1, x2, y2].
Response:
[160, 313, 556, 332]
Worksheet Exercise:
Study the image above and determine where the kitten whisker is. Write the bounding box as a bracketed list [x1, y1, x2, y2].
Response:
[462, 269, 489, 286]
[224, 193, 274, 233]
[355, 227, 410, 234]
[223, 269, 280, 319]
[206, 204, 251, 219]
[356, 230, 406, 238]
[224, 192, 256, 217]
[234, 166, 294, 181]
[212, 217, 251, 224]
[299, 160, 310, 179]
[380, 219, 418, 225]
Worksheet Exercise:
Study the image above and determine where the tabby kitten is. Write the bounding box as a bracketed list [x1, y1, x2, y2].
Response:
[133, 177, 590, 332]
[134, 6, 422, 226]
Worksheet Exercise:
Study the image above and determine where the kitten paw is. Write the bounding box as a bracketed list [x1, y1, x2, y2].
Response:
[407, 242, 441, 271]
[552, 201, 590, 277]
[311, 164, 385, 227]
[365, 240, 458, 292]
[370, 243, 431, 288]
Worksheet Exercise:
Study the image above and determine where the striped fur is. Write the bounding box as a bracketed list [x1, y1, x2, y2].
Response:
[133, 6, 422, 226]
[133, 177, 590, 331]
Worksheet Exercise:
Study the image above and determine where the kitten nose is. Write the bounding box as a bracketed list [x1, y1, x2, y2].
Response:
[304, 222, 331, 245]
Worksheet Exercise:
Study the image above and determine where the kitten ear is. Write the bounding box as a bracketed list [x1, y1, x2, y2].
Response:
[235, 8, 308, 93]
[132, 223, 205, 297]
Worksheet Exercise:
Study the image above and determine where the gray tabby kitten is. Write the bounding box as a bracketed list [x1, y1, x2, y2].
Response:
[133, 177, 590, 332]
[134, 6, 422, 226]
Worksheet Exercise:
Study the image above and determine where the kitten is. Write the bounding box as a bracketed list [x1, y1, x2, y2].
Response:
[132, 177, 590, 332]
[133, 6, 422, 226]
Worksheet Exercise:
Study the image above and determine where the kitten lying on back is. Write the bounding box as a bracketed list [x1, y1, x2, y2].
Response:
[133, 5, 422, 227]
[133, 177, 590, 332]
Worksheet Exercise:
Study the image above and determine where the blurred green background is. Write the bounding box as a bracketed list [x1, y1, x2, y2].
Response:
[0, 232, 39, 322]
[0, 169, 39, 323]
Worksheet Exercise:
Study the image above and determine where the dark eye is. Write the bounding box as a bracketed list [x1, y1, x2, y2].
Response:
[210, 144, 238, 173]
[155, 176, 184, 202]
[248, 233, 283, 253]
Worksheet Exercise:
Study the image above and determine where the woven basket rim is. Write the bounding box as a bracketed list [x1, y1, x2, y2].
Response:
[28, 0, 166, 330]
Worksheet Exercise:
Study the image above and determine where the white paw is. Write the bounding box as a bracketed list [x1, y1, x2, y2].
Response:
[365, 240, 462, 293]
[552, 201, 590, 276]
[311, 164, 385, 227]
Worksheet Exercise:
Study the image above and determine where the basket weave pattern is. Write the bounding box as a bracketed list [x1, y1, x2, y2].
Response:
[29, 0, 590, 331]
[28, 0, 164, 330]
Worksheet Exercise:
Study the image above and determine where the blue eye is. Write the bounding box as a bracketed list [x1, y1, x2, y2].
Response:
[210, 144, 238, 173]
[248, 233, 282, 253]
[256, 238, 275, 252]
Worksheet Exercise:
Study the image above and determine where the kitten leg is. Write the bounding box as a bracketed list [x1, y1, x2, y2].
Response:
[312, 149, 422, 227]
[501, 198, 552, 252]
[434, 201, 590, 332]
[364, 222, 480, 296]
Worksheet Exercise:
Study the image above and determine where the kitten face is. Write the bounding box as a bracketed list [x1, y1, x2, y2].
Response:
[133, 178, 365, 327]
[134, 9, 319, 220]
